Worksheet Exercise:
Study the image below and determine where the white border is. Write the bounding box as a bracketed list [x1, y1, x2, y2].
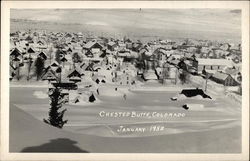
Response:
[1, 1, 249, 161]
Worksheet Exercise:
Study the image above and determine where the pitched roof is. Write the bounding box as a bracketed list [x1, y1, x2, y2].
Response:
[197, 58, 234, 67]
[107, 41, 116, 46]
[50, 61, 59, 67]
[143, 70, 158, 80]
[60, 57, 68, 62]
[41, 66, 58, 81]
[67, 69, 82, 78]
[27, 47, 36, 53]
[84, 41, 103, 49]
[10, 48, 22, 56]
[38, 51, 47, 60]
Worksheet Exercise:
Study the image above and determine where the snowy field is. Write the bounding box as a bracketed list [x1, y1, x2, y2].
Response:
[9, 81, 242, 152]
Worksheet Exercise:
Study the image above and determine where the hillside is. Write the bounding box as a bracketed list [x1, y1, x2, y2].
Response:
[10, 18, 241, 44]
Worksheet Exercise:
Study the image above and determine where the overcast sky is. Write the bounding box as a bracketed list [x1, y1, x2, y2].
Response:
[11, 9, 241, 41]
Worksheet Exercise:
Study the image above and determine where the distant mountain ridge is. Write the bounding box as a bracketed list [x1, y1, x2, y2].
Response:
[10, 18, 241, 44]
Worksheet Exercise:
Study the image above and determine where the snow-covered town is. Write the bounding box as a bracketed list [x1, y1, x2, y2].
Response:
[8, 8, 243, 153]
[10, 30, 242, 103]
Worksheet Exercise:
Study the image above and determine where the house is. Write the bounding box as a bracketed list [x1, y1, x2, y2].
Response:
[27, 47, 36, 54]
[84, 63, 94, 71]
[60, 57, 68, 67]
[83, 40, 103, 53]
[118, 41, 126, 50]
[223, 67, 241, 83]
[25, 35, 33, 43]
[10, 48, 22, 58]
[85, 50, 94, 58]
[40, 66, 59, 82]
[38, 51, 47, 60]
[132, 42, 143, 52]
[67, 69, 83, 82]
[210, 71, 239, 86]
[50, 61, 60, 67]
[37, 40, 45, 46]
[107, 41, 118, 51]
[142, 69, 158, 80]
[67, 47, 73, 53]
[115, 72, 135, 85]
[92, 74, 106, 84]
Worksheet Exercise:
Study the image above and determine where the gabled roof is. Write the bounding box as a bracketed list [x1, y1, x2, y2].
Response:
[107, 41, 117, 46]
[39, 51, 47, 60]
[67, 69, 82, 78]
[12, 57, 21, 62]
[51, 61, 59, 67]
[67, 47, 72, 52]
[41, 66, 58, 81]
[37, 40, 45, 45]
[25, 35, 33, 41]
[27, 47, 36, 53]
[83, 41, 103, 49]
[85, 63, 94, 71]
[10, 48, 22, 57]
[143, 70, 158, 80]
[60, 57, 68, 62]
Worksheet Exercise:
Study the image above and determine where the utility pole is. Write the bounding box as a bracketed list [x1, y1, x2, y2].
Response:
[205, 73, 212, 92]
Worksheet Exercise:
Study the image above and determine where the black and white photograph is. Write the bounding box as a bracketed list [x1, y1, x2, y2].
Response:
[1, 1, 249, 161]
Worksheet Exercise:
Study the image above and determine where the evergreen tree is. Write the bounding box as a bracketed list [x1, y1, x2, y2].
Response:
[72, 52, 82, 64]
[55, 49, 62, 64]
[44, 87, 68, 128]
[34, 56, 45, 81]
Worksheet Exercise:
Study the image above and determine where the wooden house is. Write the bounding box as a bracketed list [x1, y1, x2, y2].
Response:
[40, 66, 59, 82]
[210, 71, 239, 86]
[67, 69, 83, 82]
[38, 51, 47, 60]
[83, 40, 103, 53]
[107, 41, 118, 51]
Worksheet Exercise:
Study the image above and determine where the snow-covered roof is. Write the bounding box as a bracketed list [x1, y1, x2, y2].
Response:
[143, 70, 158, 80]
[197, 58, 234, 67]
[212, 72, 230, 80]
[84, 41, 103, 49]
[107, 41, 116, 46]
